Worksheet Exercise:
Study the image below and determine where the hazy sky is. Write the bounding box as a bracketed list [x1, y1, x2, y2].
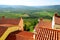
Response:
[0, 0, 60, 6]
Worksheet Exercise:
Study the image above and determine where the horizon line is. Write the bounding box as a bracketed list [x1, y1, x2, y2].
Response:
[0, 4, 60, 6]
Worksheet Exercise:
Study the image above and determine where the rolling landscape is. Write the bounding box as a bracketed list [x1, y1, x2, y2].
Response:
[0, 0, 60, 40]
[0, 5, 60, 32]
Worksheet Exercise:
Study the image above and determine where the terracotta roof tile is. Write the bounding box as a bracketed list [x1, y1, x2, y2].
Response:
[0, 26, 8, 37]
[39, 21, 52, 28]
[0, 18, 21, 25]
[17, 31, 34, 38]
[0, 17, 23, 27]
[11, 31, 34, 38]
[0, 17, 24, 38]
[35, 19, 52, 30]
[6, 31, 34, 40]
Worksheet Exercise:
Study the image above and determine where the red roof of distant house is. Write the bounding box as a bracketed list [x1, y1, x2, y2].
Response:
[35, 19, 52, 30]
[0, 18, 20, 25]
[0, 16, 22, 25]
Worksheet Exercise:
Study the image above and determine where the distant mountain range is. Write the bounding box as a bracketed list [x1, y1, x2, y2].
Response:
[0, 5, 60, 10]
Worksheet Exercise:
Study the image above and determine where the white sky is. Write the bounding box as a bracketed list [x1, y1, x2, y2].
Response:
[0, 0, 60, 6]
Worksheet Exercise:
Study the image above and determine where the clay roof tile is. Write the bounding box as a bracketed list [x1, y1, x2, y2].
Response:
[35, 19, 52, 30]
[0, 26, 8, 37]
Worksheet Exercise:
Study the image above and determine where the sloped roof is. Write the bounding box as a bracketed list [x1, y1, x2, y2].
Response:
[0, 18, 22, 37]
[6, 31, 34, 40]
[11, 31, 34, 38]
[0, 26, 8, 37]
[0, 18, 20, 25]
[35, 19, 52, 30]
[17, 31, 34, 38]
[0, 17, 23, 27]
[0, 18, 21, 37]
[0, 16, 23, 25]
[0, 17, 23, 39]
